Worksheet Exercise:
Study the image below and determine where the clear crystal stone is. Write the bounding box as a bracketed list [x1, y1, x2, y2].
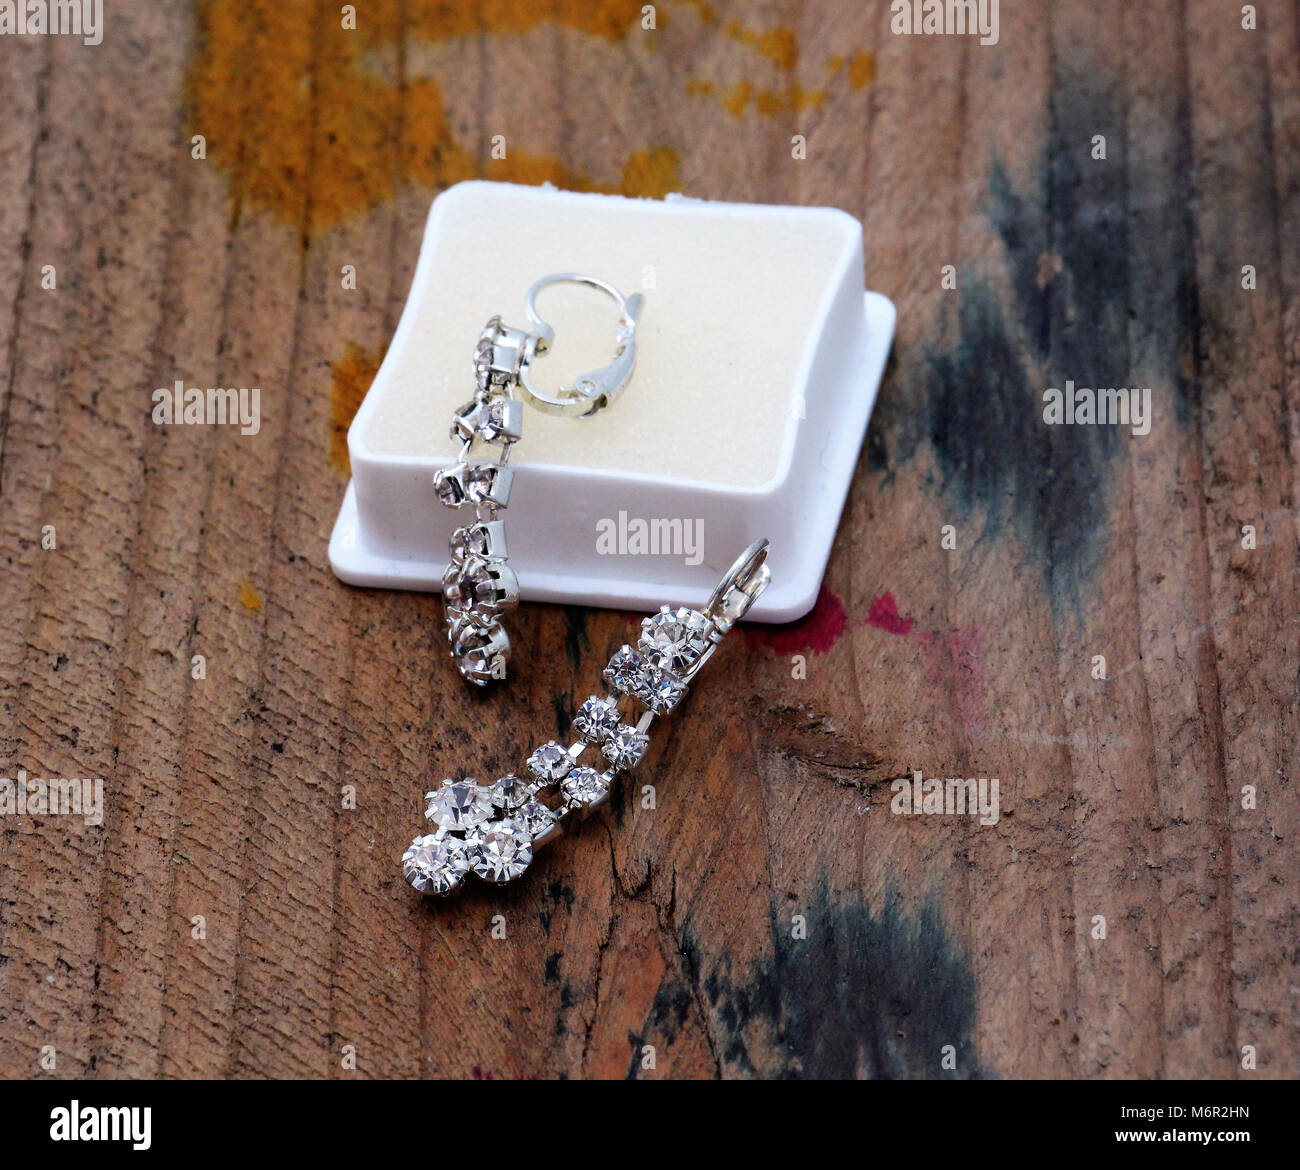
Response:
[602, 645, 684, 712]
[450, 397, 521, 446]
[467, 817, 533, 883]
[433, 466, 466, 507]
[603, 725, 649, 770]
[450, 398, 484, 443]
[573, 695, 621, 743]
[527, 740, 574, 782]
[425, 779, 494, 830]
[464, 464, 511, 507]
[464, 465, 495, 502]
[642, 667, 686, 714]
[443, 558, 495, 621]
[450, 625, 509, 685]
[450, 522, 492, 561]
[517, 799, 557, 840]
[403, 833, 470, 896]
[562, 766, 610, 806]
[603, 645, 652, 699]
[640, 606, 713, 673]
[491, 773, 530, 809]
[443, 557, 515, 625]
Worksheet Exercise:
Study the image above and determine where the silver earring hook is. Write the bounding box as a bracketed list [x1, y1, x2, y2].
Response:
[702, 538, 771, 635]
[517, 273, 643, 418]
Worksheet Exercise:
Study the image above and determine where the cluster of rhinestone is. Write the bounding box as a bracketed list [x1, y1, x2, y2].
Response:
[433, 317, 528, 684]
[403, 604, 719, 896]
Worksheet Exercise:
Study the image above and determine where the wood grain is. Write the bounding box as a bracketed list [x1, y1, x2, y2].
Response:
[0, 0, 1296, 1079]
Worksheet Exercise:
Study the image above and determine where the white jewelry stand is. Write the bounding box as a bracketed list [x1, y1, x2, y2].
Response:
[329, 181, 895, 622]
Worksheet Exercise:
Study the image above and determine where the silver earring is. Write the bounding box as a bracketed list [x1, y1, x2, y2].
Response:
[403, 539, 771, 895]
[433, 274, 644, 686]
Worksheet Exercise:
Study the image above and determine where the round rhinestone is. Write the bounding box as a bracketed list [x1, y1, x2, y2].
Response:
[639, 606, 713, 673]
[450, 625, 509, 685]
[603, 725, 650, 770]
[450, 398, 483, 443]
[603, 645, 652, 701]
[403, 834, 469, 896]
[433, 467, 466, 508]
[491, 773, 531, 809]
[425, 779, 494, 831]
[573, 695, 621, 743]
[465, 464, 499, 504]
[443, 559, 494, 619]
[517, 799, 558, 841]
[562, 766, 610, 807]
[527, 740, 574, 782]
[468, 817, 533, 883]
[450, 522, 492, 561]
[643, 668, 686, 714]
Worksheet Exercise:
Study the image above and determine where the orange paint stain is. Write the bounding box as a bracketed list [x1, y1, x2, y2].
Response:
[479, 144, 679, 199]
[329, 343, 385, 476]
[238, 579, 264, 612]
[188, 0, 672, 232]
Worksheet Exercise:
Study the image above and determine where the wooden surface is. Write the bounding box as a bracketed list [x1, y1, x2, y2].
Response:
[0, 0, 1296, 1079]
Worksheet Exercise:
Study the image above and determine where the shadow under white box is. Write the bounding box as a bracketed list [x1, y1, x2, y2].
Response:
[329, 181, 895, 623]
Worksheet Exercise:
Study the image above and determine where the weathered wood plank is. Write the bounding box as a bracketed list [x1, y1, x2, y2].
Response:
[0, 0, 1295, 1080]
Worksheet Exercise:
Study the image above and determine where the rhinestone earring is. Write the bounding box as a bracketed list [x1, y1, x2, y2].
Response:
[434, 274, 644, 686]
[404, 539, 772, 895]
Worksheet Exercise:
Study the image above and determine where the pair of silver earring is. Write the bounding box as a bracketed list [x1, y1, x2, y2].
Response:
[405, 275, 771, 897]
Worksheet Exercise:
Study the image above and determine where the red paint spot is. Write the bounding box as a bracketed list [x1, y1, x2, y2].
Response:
[865, 592, 914, 636]
[861, 590, 984, 741]
[917, 625, 984, 738]
[743, 585, 847, 656]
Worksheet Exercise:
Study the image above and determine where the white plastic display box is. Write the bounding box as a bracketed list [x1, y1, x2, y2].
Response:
[329, 181, 895, 622]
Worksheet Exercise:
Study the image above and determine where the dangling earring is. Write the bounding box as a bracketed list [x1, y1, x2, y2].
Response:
[404, 539, 771, 894]
[433, 274, 644, 685]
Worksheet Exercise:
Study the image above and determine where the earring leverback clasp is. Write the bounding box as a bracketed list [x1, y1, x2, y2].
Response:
[518, 273, 643, 418]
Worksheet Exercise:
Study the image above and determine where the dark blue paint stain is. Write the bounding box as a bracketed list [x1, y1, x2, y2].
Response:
[871, 57, 1196, 608]
[629, 879, 985, 1079]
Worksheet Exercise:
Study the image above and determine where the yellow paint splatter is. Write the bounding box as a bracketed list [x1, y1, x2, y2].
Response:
[618, 146, 682, 199]
[680, 0, 718, 25]
[848, 51, 875, 90]
[686, 32, 867, 119]
[723, 81, 753, 116]
[723, 19, 798, 70]
[755, 86, 827, 116]
[238, 579, 264, 612]
[330, 343, 385, 476]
